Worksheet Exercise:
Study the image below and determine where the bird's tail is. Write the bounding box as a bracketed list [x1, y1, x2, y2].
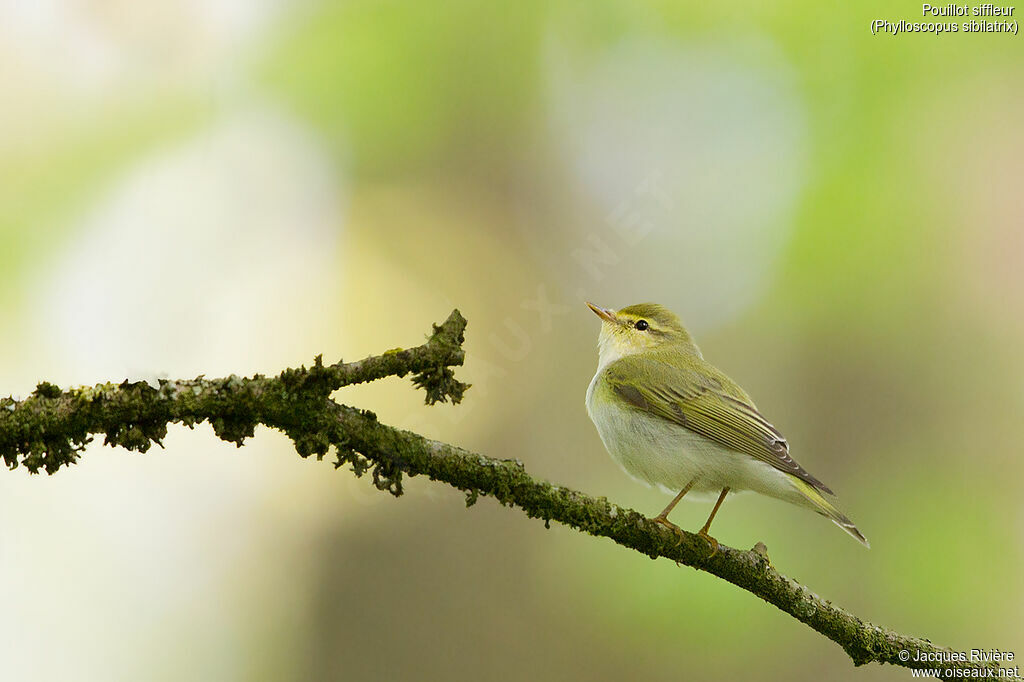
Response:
[791, 478, 870, 548]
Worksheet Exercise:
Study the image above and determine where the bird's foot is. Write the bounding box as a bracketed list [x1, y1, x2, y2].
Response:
[697, 529, 719, 558]
[651, 515, 686, 547]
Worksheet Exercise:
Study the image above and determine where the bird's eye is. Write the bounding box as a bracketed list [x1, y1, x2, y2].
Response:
[634, 320, 649, 331]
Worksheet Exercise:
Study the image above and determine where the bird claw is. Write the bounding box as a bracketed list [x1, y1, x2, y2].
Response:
[651, 515, 686, 547]
[697, 530, 719, 558]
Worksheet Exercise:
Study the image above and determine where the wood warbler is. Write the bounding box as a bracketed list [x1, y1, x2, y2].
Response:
[585, 302, 868, 550]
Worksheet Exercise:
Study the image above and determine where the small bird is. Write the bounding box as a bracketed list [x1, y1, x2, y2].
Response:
[585, 302, 868, 550]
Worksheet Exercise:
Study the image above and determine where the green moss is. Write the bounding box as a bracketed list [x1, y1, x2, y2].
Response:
[33, 382, 62, 399]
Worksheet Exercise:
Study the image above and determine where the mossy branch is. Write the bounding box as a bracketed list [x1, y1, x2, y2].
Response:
[0, 310, 1009, 681]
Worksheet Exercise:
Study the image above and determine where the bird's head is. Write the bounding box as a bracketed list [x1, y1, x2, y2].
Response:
[586, 302, 700, 366]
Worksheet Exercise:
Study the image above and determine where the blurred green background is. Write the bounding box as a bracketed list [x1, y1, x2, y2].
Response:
[1, 1, 1021, 680]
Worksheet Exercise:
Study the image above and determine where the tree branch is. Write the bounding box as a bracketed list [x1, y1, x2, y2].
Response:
[0, 310, 1010, 680]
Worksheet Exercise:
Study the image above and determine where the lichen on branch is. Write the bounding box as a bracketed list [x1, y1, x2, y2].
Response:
[0, 309, 1006, 681]
[0, 310, 468, 475]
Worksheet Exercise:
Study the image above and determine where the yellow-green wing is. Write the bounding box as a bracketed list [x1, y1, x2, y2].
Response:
[603, 354, 832, 494]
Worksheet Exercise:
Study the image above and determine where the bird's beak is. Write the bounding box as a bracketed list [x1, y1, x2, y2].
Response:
[586, 302, 617, 323]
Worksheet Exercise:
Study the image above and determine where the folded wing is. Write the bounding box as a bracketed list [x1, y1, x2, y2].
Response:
[604, 355, 833, 494]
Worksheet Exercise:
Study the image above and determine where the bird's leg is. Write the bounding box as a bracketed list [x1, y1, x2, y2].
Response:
[651, 477, 698, 545]
[697, 487, 730, 557]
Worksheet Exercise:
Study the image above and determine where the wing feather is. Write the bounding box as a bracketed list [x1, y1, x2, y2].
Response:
[604, 356, 832, 494]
